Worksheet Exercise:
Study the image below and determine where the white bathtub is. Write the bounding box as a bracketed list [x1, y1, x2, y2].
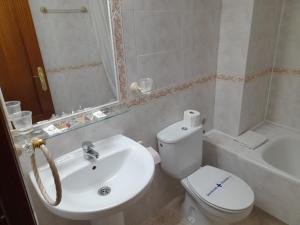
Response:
[261, 136, 300, 181]
[204, 122, 300, 225]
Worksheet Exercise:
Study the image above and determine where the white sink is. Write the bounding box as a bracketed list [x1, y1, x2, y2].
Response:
[29, 135, 155, 224]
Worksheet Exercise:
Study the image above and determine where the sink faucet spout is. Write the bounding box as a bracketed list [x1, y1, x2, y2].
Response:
[82, 141, 99, 161]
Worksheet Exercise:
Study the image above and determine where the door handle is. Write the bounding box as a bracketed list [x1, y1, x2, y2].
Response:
[35, 67, 48, 92]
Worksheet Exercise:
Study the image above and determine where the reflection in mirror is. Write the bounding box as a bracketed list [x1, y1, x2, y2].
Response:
[0, 0, 118, 125]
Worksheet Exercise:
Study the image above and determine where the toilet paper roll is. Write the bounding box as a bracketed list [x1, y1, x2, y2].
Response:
[183, 110, 201, 128]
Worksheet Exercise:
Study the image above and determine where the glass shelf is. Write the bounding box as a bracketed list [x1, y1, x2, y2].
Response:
[12, 103, 130, 149]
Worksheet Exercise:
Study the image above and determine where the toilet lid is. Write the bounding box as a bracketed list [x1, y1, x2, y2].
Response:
[187, 166, 254, 211]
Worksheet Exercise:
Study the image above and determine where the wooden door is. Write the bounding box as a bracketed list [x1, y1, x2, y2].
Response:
[0, 0, 54, 122]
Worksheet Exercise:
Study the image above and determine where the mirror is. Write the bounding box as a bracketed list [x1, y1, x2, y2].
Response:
[0, 0, 119, 124]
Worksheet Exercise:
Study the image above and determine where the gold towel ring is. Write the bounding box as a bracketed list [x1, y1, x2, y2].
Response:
[31, 140, 62, 206]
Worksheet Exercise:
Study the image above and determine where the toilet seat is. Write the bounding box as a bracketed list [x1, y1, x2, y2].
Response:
[185, 166, 254, 212]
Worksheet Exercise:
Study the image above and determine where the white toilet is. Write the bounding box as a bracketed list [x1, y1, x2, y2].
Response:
[157, 116, 254, 225]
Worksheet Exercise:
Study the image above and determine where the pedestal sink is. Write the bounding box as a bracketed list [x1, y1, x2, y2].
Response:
[29, 135, 155, 225]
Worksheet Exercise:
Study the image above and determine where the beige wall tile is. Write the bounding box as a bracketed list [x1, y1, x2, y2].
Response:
[267, 0, 300, 130]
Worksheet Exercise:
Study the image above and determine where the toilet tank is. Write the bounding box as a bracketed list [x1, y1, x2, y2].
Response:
[157, 121, 203, 179]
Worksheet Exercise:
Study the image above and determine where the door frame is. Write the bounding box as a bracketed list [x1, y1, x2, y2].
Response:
[0, 104, 37, 225]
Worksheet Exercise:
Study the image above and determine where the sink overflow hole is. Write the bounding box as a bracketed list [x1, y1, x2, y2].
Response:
[92, 166, 96, 170]
[98, 186, 111, 196]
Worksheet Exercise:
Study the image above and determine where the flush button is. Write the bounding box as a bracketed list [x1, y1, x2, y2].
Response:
[181, 127, 188, 131]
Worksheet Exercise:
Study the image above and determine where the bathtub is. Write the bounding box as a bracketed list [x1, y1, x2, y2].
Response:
[256, 136, 300, 181]
[204, 122, 300, 225]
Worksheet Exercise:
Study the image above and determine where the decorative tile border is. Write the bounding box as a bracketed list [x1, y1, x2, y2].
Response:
[245, 68, 273, 82]
[216, 74, 245, 82]
[216, 68, 272, 83]
[216, 68, 300, 85]
[273, 68, 300, 76]
[127, 68, 272, 107]
[46, 62, 102, 75]
[111, 0, 127, 101]
[127, 69, 275, 107]
[128, 74, 216, 107]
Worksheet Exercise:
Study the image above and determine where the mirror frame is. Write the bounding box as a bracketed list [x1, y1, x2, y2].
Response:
[110, 0, 127, 101]
[7, 0, 128, 140]
[28, 0, 128, 129]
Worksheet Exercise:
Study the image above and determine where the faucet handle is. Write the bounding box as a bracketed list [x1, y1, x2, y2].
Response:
[82, 141, 95, 151]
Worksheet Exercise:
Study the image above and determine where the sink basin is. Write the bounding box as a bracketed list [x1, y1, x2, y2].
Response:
[29, 135, 155, 223]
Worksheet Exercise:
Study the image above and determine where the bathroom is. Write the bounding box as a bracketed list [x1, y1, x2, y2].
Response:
[0, 0, 299, 225]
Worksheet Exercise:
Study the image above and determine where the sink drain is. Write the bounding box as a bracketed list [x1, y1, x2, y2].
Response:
[98, 186, 111, 196]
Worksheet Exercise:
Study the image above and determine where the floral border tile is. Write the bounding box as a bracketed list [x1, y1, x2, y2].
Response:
[273, 68, 300, 76]
[111, 0, 127, 101]
[127, 74, 216, 107]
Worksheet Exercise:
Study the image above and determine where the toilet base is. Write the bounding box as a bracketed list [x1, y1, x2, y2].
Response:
[182, 194, 228, 225]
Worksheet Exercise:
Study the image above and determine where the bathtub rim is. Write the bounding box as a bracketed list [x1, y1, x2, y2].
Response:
[204, 127, 300, 186]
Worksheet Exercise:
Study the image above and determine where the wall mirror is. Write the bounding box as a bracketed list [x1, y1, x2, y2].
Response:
[0, 0, 124, 128]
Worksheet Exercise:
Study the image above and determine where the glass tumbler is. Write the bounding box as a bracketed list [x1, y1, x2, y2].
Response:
[138, 78, 153, 94]
[5, 101, 21, 115]
[11, 111, 32, 132]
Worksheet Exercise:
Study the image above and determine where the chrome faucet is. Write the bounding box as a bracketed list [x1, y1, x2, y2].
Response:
[82, 141, 99, 161]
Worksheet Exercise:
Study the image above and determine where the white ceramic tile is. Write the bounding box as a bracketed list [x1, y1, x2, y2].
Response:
[47, 73, 68, 114]
[137, 50, 184, 89]
[47, 65, 116, 114]
[29, 0, 101, 70]
[267, 0, 300, 130]
[268, 75, 300, 130]
[122, 0, 134, 10]
[122, 10, 137, 58]
[217, 0, 254, 76]
[246, 0, 283, 75]
[239, 75, 272, 133]
[134, 11, 181, 55]
[181, 10, 203, 50]
[214, 80, 244, 136]
[181, 44, 216, 81]
[275, 0, 300, 69]
[133, 0, 182, 11]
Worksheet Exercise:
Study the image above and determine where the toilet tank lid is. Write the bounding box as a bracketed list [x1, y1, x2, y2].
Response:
[157, 121, 202, 144]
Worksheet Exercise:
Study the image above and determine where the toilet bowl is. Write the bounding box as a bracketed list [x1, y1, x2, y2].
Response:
[157, 110, 254, 225]
[181, 166, 254, 225]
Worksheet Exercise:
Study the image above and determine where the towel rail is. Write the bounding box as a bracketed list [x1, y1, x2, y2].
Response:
[40, 6, 88, 14]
